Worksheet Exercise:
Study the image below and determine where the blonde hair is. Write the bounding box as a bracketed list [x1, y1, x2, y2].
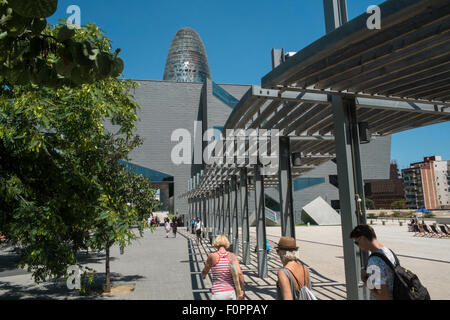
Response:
[278, 249, 298, 265]
[213, 234, 230, 249]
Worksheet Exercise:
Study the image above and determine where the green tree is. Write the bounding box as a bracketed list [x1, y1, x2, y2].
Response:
[0, 19, 158, 292]
[391, 200, 406, 209]
[365, 198, 375, 210]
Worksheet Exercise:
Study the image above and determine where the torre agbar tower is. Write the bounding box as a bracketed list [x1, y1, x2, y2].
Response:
[163, 27, 211, 83]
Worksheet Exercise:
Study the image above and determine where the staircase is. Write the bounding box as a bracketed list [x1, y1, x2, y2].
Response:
[249, 206, 280, 226]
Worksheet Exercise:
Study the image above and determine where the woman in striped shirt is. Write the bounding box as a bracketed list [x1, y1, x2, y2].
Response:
[201, 235, 245, 300]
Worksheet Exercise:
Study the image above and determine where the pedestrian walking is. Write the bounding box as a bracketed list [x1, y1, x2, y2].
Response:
[350, 224, 396, 300]
[194, 217, 204, 244]
[164, 218, 171, 238]
[155, 216, 160, 227]
[352, 224, 430, 300]
[191, 218, 196, 234]
[349, 225, 399, 300]
[172, 219, 178, 238]
[275, 236, 315, 300]
[201, 235, 245, 300]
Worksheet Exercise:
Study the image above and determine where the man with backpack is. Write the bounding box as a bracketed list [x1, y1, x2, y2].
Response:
[350, 224, 430, 300]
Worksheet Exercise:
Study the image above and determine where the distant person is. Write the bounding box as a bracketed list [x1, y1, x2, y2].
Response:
[350, 225, 396, 300]
[408, 219, 414, 232]
[155, 216, 160, 227]
[191, 218, 196, 234]
[164, 218, 171, 238]
[147, 215, 152, 227]
[254, 239, 271, 253]
[172, 219, 178, 238]
[201, 235, 244, 300]
[195, 217, 204, 243]
[275, 237, 315, 300]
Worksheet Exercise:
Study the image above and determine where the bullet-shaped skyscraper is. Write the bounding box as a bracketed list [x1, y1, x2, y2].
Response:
[163, 27, 211, 83]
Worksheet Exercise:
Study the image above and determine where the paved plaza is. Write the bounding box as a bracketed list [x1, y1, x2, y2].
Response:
[0, 221, 449, 300]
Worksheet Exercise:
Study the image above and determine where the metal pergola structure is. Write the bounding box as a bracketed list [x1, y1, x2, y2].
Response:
[180, 0, 450, 299]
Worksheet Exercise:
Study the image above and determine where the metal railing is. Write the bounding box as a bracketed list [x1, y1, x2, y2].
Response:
[265, 207, 280, 224]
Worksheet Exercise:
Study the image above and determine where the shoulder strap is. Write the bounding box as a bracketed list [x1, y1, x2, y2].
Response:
[302, 265, 309, 288]
[285, 264, 306, 289]
[370, 249, 399, 272]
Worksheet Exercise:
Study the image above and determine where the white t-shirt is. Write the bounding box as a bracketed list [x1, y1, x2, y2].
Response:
[195, 221, 203, 231]
[367, 247, 396, 300]
[164, 221, 170, 231]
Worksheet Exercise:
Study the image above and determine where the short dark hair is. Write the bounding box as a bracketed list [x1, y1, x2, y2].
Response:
[350, 225, 377, 241]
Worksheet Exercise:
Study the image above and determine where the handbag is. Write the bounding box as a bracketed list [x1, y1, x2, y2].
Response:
[229, 257, 244, 300]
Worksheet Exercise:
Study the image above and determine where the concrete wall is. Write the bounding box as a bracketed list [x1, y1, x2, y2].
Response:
[126, 80, 203, 214]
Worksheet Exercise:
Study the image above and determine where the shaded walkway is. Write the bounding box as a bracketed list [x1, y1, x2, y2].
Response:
[179, 228, 347, 300]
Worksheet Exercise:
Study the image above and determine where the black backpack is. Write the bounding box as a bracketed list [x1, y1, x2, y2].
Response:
[370, 250, 430, 300]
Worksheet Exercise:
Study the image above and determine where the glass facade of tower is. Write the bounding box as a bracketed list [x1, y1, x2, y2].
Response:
[163, 28, 211, 83]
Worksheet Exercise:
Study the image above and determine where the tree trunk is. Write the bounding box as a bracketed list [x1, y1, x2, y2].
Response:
[105, 245, 111, 293]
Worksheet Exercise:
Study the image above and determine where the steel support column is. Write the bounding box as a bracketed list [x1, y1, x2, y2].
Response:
[278, 136, 295, 238]
[193, 197, 198, 219]
[323, 0, 348, 34]
[254, 164, 268, 278]
[191, 198, 194, 231]
[203, 195, 208, 239]
[240, 168, 250, 265]
[224, 181, 231, 239]
[206, 193, 211, 239]
[231, 176, 239, 255]
[210, 191, 216, 244]
[219, 186, 224, 234]
[201, 194, 208, 232]
[214, 189, 220, 236]
[332, 95, 369, 300]
[187, 198, 191, 231]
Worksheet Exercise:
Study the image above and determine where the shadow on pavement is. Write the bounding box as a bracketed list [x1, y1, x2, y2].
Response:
[178, 229, 348, 300]
[0, 272, 145, 300]
[0, 247, 143, 300]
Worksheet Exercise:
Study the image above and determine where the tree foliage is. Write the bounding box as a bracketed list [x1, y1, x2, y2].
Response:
[0, 9, 159, 288]
[1, 0, 124, 92]
[391, 199, 406, 210]
[365, 198, 375, 210]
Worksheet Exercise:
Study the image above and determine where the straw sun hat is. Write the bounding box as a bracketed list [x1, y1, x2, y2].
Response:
[275, 236, 298, 250]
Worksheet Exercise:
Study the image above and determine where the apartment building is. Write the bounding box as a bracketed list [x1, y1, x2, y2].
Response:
[402, 156, 450, 210]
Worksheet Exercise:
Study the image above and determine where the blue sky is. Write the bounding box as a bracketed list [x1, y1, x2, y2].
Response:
[49, 0, 449, 170]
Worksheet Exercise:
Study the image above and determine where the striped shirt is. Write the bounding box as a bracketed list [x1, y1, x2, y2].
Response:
[211, 251, 235, 293]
